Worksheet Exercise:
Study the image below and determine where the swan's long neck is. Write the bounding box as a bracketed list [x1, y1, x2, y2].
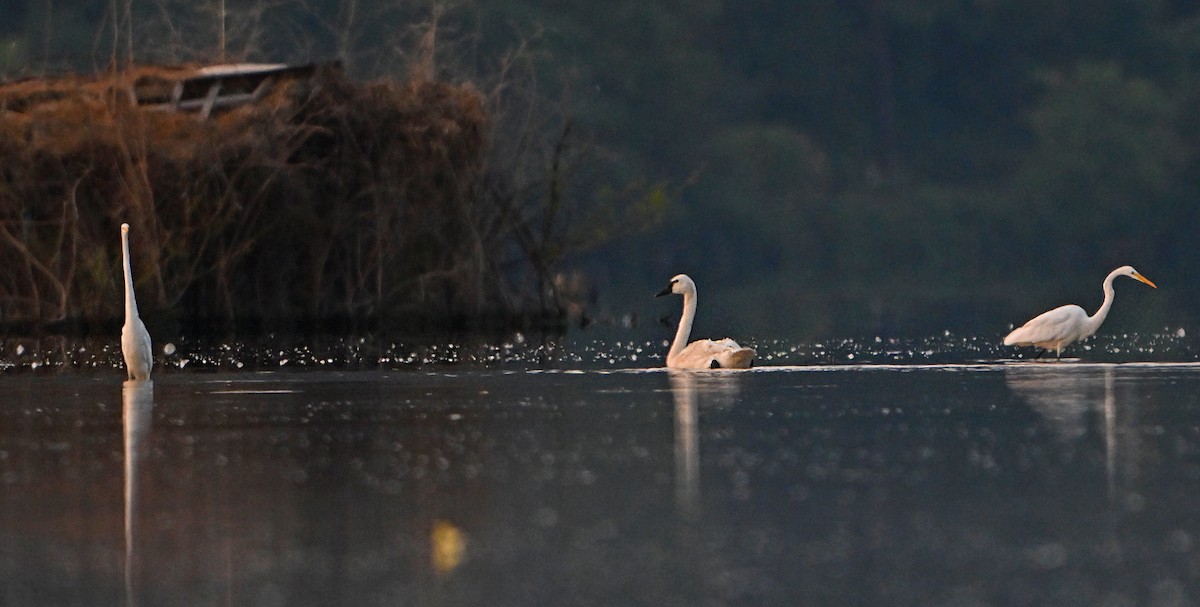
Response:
[1087, 269, 1121, 335]
[122, 230, 139, 321]
[670, 290, 697, 360]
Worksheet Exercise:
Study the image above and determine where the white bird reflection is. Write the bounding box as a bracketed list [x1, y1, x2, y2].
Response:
[122, 379, 153, 607]
[1003, 365, 1135, 500]
[668, 370, 744, 517]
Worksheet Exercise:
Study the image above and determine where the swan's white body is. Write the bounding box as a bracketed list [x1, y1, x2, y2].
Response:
[656, 274, 755, 369]
[120, 223, 153, 380]
[1003, 265, 1156, 357]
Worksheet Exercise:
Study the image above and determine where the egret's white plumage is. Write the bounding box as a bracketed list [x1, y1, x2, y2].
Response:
[1003, 265, 1156, 358]
[120, 223, 153, 380]
[656, 274, 755, 369]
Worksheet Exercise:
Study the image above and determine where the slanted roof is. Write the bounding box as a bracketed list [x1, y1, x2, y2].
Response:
[135, 62, 332, 119]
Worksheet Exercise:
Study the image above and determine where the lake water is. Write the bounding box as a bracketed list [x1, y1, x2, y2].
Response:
[3, 334, 1200, 606]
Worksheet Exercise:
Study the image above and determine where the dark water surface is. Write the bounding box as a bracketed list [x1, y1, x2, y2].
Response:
[4, 361, 1200, 606]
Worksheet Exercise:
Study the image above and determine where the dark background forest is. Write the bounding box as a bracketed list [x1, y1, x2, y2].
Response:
[3, 0, 1199, 340]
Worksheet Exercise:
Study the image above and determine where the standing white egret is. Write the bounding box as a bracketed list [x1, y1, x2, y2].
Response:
[656, 274, 755, 369]
[120, 223, 153, 380]
[1003, 265, 1157, 358]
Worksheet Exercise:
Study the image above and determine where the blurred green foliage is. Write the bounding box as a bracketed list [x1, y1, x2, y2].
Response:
[4, 0, 1200, 336]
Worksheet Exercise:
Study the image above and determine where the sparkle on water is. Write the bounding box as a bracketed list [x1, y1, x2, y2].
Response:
[2, 329, 1198, 372]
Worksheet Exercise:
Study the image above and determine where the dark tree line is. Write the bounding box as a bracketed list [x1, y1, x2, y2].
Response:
[3, 1, 1200, 335]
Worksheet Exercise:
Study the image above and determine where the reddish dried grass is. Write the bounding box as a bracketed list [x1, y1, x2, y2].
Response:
[0, 64, 558, 328]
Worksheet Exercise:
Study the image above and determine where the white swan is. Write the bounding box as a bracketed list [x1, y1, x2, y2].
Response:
[1003, 265, 1156, 358]
[656, 274, 755, 369]
[120, 223, 153, 380]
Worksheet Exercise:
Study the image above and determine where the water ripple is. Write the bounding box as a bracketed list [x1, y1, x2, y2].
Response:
[0, 330, 1196, 374]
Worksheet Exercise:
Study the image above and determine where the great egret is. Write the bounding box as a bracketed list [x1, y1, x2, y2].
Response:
[120, 223, 153, 380]
[1003, 265, 1156, 358]
[656, 274, 755, 369]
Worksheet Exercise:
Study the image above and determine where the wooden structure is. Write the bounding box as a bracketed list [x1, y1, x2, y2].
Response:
[134, 62, 330, 119]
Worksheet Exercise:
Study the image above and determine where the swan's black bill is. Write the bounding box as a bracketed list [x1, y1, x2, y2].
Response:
[655, 285, 673, 298]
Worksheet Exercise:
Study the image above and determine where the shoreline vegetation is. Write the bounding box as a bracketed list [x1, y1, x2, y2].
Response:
[0, 62, 599, 335]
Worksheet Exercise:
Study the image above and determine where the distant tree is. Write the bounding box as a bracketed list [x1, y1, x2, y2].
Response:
[1010, 62, 1185, 270]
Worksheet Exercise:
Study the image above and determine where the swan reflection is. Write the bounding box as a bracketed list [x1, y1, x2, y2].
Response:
[123, 379, 153, 607]
[668, 371, 744, 517]
[1003, 365, 1135, 499]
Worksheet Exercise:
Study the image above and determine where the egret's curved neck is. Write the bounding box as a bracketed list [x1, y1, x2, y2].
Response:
[122, 231, 139, 321]
[670, 290, 696, 360]
[1088, 269, 1121, 333]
